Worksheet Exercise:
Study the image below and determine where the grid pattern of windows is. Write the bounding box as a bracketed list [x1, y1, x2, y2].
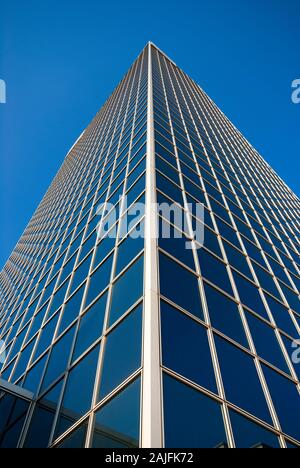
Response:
[152, 46, 300, 448]
[0, 46, 147, 448]
[0, 43, 300, 448]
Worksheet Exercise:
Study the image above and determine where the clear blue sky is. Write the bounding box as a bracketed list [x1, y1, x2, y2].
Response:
[0, 0, 299, 270]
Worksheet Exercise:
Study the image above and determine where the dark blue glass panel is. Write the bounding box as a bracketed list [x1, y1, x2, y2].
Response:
[33, 314, 59, 361]
[56, 423, 88, 448]
[265, 294, 298, 337]
[233, 272, 269, 320]
[230, 410, 280, 448]
[85, 254, 113, 308]
[58, 283, 85, 335]
[262, 364, 300, 441]
[55, 345, 100, 438]
[73, 292, 108, 361]
[161, 301, 217, 393]
[23, 354, 48, 395]
[245, 311, 290, 374]
[204, 283, 248, 347]
[158, 219, 195, 270]
[215, 336, 272, 424]
[198, 248, 233, 296]
[93, 379, 140, 448]
[159, 253, 204, 320]
[115, 224, 144, 276]
[163, 374, 227, 448]
[99, 306, 142, 399]
[109, 256, 144, 326]
[24, 380, 64, 448]
[69, 253, 93, 295]
[41, 325, 76, 392]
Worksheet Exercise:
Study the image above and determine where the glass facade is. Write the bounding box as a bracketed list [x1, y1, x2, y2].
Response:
[0, 43, 300, 448]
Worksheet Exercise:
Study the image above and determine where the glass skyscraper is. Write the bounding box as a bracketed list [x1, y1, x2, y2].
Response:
[1, 43, 300, 449]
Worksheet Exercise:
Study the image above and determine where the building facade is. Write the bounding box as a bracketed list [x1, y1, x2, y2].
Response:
[0, 43, 300, 448]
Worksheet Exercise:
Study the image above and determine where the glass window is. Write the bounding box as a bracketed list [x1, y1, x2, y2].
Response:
[262, 364, 300, 441]
[69, 253, 93, 296]
[229, 410, 280, 448]
[156, 156, 181, 186]
[245, 311, 290, 374]
[198, 248, 233, 296]
[161, 301, 217, 393]
[204, 283, 248, 347]
[125, 174, 145, 208]
[12, 339, 35, 382]
[41, 326, 76, 392]
[233, 272, 269, 320]
[280, 283, 300, 314]
[33, 314, 59, 361]
[109, 256, 144, 326]
[55, 345, 100, 439]
[73, 292, 108, 361]
[215, 336, 272, 423]
[93, 235, 116, 270]
[201, 226, 222, 258]
[253, 263, 281, 300]
[99, 306, 142, 399]
[265, 294, 298, 337]
[223, 241, 253, 279]
[115, 224, 144, 276]
[93, 378, 140, 448]
[85, 253, 113, 308]
[24, 380, 64, 448]
[23, 355, 48, 395]
[163, 374, 227, 448]
[0, 395, 29, 448]
[48, 281, 69, 316]
[58, 283, 85, 335]
[26, 306, 47, 342]
[56, 423, 88, 448]
[156, 173, 184, 206]
[159, 253, 204, 321]
[158, 219, 195, 270]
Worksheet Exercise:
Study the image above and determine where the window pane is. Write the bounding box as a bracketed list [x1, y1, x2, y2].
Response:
[58, 284, 85, 335]
[23, 355, 48, 395]
[73, 292, 108, 361]
[24, 380, 63, 448]
[55, 345, 100, 439]
[93, 378, 140, 448]
[33, 315, 59, 361]
[229, 410, 280, 448]
[163, 374, 227, 448]
[85, 254, 113, 308]
[223, 241, 253, 279]
[161, 301, 217, 393]
[159, 253, 204, 320]
[204, 283, 248, 347]
[69, 253, 93, 295]
[41, 326, 76, 392]
[215, 336, 272, 423]
[262, 364, 300, 441]
[158, 219, 195, 270]
[115, 224, 144, 276]
[233, 272, 269, 320]
[56, 423, 88, 448]
[265, 294, 297, 338]
[109, 256, 144, 326]
[99, 306, 142, 399]
[245, 312, 290, 374]
[198, 249, 233, 296]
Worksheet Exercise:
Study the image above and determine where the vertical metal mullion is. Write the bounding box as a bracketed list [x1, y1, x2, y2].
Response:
[141, 42, 163, 449]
